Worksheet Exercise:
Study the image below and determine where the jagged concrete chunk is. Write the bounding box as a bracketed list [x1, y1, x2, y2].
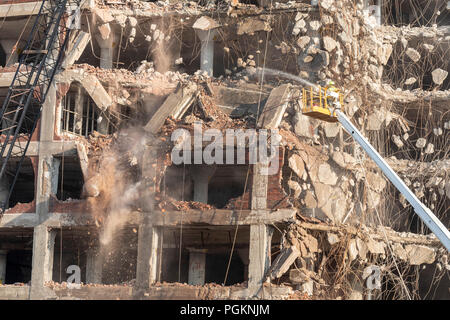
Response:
[431, 68, 448, 85]
[405, 48, 420, 62]
[192, 16, 220, 31]
[304, 191, 317, 208]
[405, 245, 435, 265]
[416, 138, 427, 148]
[318, 163, 338, 185]
[269, 246, 300, 279]
[366, 172, 386, 192]
[323, 122, 340, 137]
[98, 23, 111, 40]
[289, 268, 318, 285]
[92, 8, 114, 24]
[288, 180, 302, 198]
[257, 84, 292, 129]
[237, 17, 271, 35]
[288, 154, 305, 179]
[348, 239, 358, 262]
[405, 77, 416, 85]
[319, 0, 334, 10]
[366, 238, 385, 255]
[297, 36, 310, 50]
[424, 143, 434, 154]
[323, 36, 337, 52]
[327, 233, 340, 245]
[144, 83, 197, 134]
[392, 135, 404, 148]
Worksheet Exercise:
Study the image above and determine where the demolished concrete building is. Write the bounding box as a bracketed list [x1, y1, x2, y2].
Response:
[0, 0, 449, 300]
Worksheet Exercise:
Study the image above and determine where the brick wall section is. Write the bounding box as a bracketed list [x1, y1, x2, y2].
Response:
[0, 0, 39, 5]
[267, 147, 290, 209]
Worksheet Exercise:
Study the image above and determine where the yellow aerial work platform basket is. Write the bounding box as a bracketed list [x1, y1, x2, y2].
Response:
[301, 86, 343, 123]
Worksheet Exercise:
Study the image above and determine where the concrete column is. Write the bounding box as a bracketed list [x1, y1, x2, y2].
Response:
[190, 165, 216, 203]
[95, 33, 115, 70]
[364, 0, 382, 25]
[0, 40, 18, 66]
[188, 249, 207, 285]
[193, 17, 219, 77]
[195, 29, 217, 76]
[50, 158, 60, 196]
[0, 250, 7, 285]
[135, 225, 162, 290]
[248, 162, 272, 295]
[238, 249, 249, 282]
[99, 46, 113, 69]
[30, 83, 58, 299]
[30, 225, 57, 299]
[248, 225, 273, 294]
[86, 247, 102, 284]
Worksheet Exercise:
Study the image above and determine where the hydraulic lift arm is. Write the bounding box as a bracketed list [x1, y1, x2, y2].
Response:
[336, 109, 450, 251]
[301, 86, 450, 251]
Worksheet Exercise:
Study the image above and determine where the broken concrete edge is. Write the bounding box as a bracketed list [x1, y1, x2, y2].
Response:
[144, 82, 198, 134]
[0, 283, 293, 300]
[257, 83, 292, 129]
[61, 31, 91, 69]
[57, 69, 113, 111]
[297, 221, 443, 247]
[0, 209, 296, 228]
[268, 245, 300, 279]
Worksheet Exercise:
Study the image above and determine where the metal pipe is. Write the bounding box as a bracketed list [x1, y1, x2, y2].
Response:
[336, 109, 450, 251]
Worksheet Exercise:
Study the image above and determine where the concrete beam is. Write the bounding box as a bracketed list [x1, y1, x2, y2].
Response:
[61, 31, 91, 69]
[135, 225, 162, 291]
[0, 213, 37, 228]
[79, 74, 113, 112]
[194, 29, 218, 76]
[0, 71, 38, 87]
[0, 208, 295, 229]
[191, 165, 216, 203]
[57, 70, 113, 111]
[0, 211, 141, 228]
[0, 72, 14, 87]
[12, 283, 292, 300]
[148, 209, 296, 226]
[76, 142, 89, 180]
[0, 140, 76, 158]
[0, 2, 41, 18]
[86, 247, 102, 284]
[144, 83, 197, 134]
[0, 285, 30, 299]
[0, 1, 94, 18]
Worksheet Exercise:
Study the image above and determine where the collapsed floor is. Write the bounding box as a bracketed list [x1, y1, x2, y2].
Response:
[0, 0, 449, 300]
